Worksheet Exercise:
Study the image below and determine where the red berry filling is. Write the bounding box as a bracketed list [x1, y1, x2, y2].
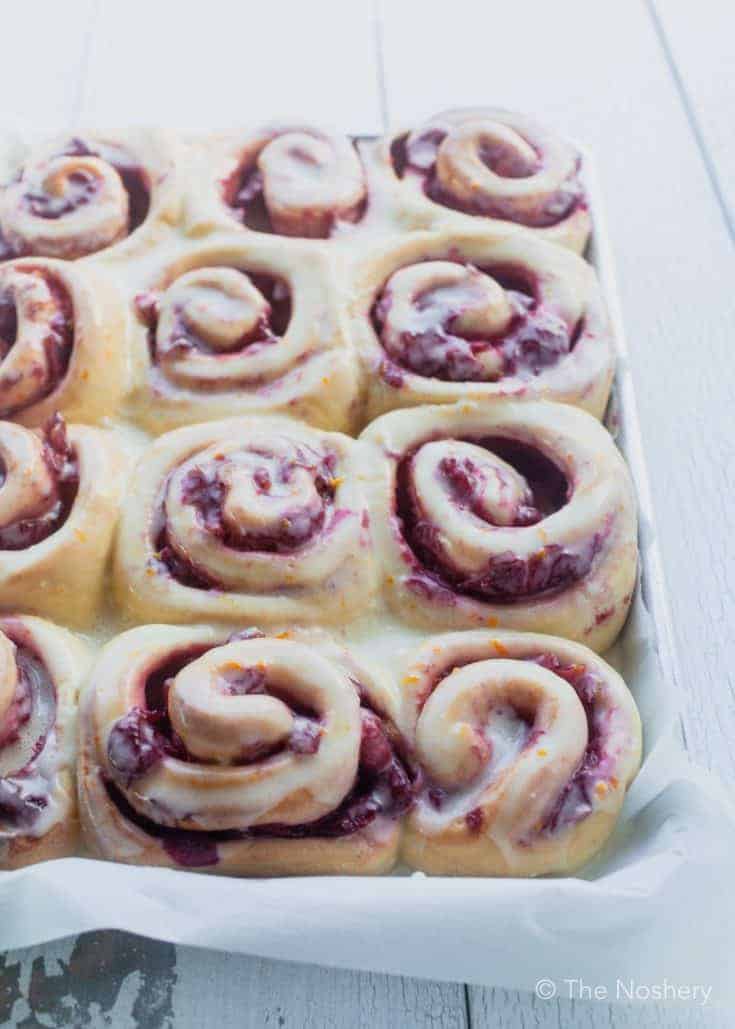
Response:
[396, 435, 601, 603]
[0, 138, 151, 260]
[0, 414, 79, 550]
[222, 145, 366, 238]
[0, 270, 74, 417]
[390, 131, 585, 227]
[60, 138, 151, 232]
[104, 657, 417, 867]
[0, 635, 57, 831]
[531, 655, 614, 833]
[419, 651, 614, 836]
[373, 260, 577, 386]
[154, 446, 340, 589]
[136, 272, 292, 378]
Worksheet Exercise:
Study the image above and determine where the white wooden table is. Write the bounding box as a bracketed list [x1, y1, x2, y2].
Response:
[1, 1, 733, 1025]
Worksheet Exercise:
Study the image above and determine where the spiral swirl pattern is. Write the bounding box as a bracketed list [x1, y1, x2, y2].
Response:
[353, 231, 613, 420]
[0, 615, 88, 868]
[130, 242, 358, 433]
[363, 108, 590, 251]
[115, 416, 376, 624]
[0, 133, 178, 262]
[79, 625, 413, 874]
[360, 400, 637, 651]
[207, 125, 367, 238]
[400, 630, 642, 876]
[0, 258, 125, 425]
[0, 416, 125, 627]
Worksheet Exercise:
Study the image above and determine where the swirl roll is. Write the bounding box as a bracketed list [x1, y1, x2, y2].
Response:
[0, 416, 126, 627]
[186, 124, 367, 239]
[78, 625, 414, 875]
[400, 630, 641, 875]
[362, 108, 590, 252]
[128, 238, 358, 433]
[0, 615, 89, 868]
[0, 258, 126, 425]
[0, 131, 179, 261]
[360, 400, 637, 651]
[352, 231, 613, 421]
[114, 416, 376, 625]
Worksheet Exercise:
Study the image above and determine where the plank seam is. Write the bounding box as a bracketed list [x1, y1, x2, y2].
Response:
[70, 0, 102, 129]
[646, 0, 735, 244]
[371, 0, 390, 131]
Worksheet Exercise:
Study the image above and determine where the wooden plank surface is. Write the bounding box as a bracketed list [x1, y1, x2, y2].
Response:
[0, 0, 97, 135]
[2, 0, 734, 1025]
[652, 0, 735, 232]
[78, 0, 383, 133]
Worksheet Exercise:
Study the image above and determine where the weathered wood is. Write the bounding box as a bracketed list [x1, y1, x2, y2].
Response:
[78, 0, 383, 133]
[3, 0, 734, 1024]
[652, 0, 735, 232]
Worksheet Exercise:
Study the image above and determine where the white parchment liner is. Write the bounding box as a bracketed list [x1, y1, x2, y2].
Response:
[0, 147, 732, 1005]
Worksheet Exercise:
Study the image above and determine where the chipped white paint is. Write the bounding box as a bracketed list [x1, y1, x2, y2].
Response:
[1, 0, 734, 1025]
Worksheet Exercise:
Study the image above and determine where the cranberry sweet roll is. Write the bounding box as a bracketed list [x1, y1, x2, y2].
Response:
[185, 124, 367, 239]
[0, 258, 126, 425]
[363, 109, 590, 252]
[128, 238, 358, 433]
[352, 230, 613, 421]
[0, 131, 180, 262]
[360, 400, 637, 652]
[0, 416, 126, 627]
[0, 615, 89, 868]
[115, 416, 376, 625]
[79, 626, 414, 875]
[401, 631, 641, 876]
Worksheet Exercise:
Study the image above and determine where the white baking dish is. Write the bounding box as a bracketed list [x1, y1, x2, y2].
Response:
[1, 147, 733, 1005]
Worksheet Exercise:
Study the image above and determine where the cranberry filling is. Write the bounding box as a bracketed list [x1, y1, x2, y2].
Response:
[60, 138, 151, 232]
[439, 454, 541, 526]
[418, 651, 613, 836]
[154, 447, 339, 588]
[136, 272, 292, 371]
[107, 643, 327, 786]
[531, 655, 613, 833]
[0, 292, 18, 347]
[0, 139, 150, 261]
[396, 435, 600, 602]
[0, 637, 57, 831]
[104, 681, 417, 867]
[24, 169, 100, 220]
[0, 270, 74, 417]
[222, 146, 366, 238]
[373, 260, 577, 385]
[183, 447, 335, 551]
[391, 131, 584, 227]
[0, 414, 79, 550]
